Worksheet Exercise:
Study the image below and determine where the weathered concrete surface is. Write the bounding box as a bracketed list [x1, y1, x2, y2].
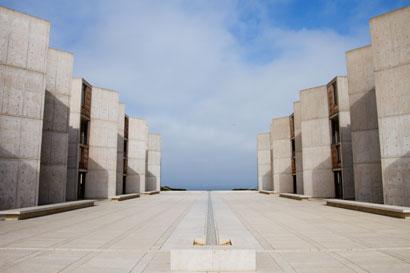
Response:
[39, 48, 73, 205]
[370, 6, 410, 206]
[87, 87, 119, 199]
[346, 45, 383, 204]
[127, 118, 148, 194]
[270, 117, 293, 193]
[0, 7, 50, 209]
[146, 134, 161, 192]
[331, 76, 355, 199]
[300, 86, 333, 198]
[1, 191, 410, 273]
[116, 103, 125, 195]
[257, 133, 273, 191]
[293, 101, 304, 194]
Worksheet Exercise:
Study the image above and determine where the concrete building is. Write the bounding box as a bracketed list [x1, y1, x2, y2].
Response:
[0, 7, 50, 210]
[38, 48, 73, 205]
[257, 133, 273, 191]
[346, 46, 383, 203]
[370, 6, 410, 206]
[300, 86, 333, 198]
[293, 101, 304, 194]
[270, 117, 293, 193]
[66, 78, 92, 201]
[116, 103, 126, 195]
[326, 76, 354, 199]
[87, 87, 119, 199]
[146, 134, 161, 192]
[127, 118, 148, 194]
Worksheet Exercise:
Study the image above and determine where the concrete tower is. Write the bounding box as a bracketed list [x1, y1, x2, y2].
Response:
[0, 7, 50, 209]
[346, 46, 383, 203]
[257, 133, 273, 191]
[300, 86, 333, 198]
[38, 48, 73, 205]
[370, 6, 410, 206]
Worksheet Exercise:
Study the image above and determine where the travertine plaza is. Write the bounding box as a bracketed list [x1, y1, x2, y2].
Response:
[1, 4, 410, 273]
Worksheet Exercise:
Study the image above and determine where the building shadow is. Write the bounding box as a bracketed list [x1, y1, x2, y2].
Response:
[39, 90, 70, 205]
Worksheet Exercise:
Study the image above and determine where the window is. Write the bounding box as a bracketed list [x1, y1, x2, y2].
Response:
[81, 84, 87, 107]
[332, 82, 338, 106]
[331, 117, 340, 144]
[80, 118, 89, 145]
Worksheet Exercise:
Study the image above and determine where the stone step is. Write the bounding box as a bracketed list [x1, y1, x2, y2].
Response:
[279, 193, 311, 200]
[0, 200, 95, 220]
[326, 199, 410, 219]
[110, 193, 140, 201]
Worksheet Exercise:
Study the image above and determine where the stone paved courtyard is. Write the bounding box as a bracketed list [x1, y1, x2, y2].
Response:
[1, 191, 410, 273]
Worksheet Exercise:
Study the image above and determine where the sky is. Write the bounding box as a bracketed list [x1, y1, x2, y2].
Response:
[2, 0, 409, 190]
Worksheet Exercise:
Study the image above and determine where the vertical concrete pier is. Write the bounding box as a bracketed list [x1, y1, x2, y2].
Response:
[300, 86, 333, 198]
[293, 101, 304, 194]
[370, 6, 410, 206]
[347, 46, 383, 203]
[257, 133, 273, 191]
[39, 48, 73, 205]
[270, 117, 293, 193]
[146, 133, 161, 192]
[0, 7, 50, 209]
[127, 118, 148, 193]
[87, 87, 119, 198]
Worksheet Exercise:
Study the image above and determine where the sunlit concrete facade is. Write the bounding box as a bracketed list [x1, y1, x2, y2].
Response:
[270, 117, 293, 193]
[370, 6, 410, 206]
[38, 48, 73, 205]
[257, 133, 272, 191]
[146, 133, 161, 192]
[0, 7, 50, 210]
[346, 46, 383, 203]
[87, 87, 119, 199]
[300, 86, 334, 198]
[127, 118, 148, 194]
[293, 101, 304, 194]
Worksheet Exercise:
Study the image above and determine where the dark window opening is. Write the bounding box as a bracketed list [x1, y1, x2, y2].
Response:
[334, 171, 343, 199]
[80, 118, 89, 145]
[331, 117, 340, 144]
[332, 82, 338, 106]
[293, 175, 297, 194]
[124, 139, 128, 155]
[122, 176, 127, 194]
[81, 83, 87, 107]
[78, 172, 86, 199]
[291, 139, 296, 156]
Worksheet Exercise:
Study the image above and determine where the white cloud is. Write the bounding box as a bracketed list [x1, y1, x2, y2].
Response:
[62, 0, 368, 189]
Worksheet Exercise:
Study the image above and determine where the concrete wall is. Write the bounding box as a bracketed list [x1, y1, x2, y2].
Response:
[146, 134, 161, 192]
[66, 78, 82, 201]
[370, 6, 410, 206]
[116, 103, 125, 195]
[127, 118, 148, 193]
[334, 76, 355, 199]
[293, 101, 304, 194]
[87, 87, 119, 199]
[270, 117, 293, 193]
[0, 7, 50, 209]
[257, 133, 272, 191]
[300, 86, 334, 198]
[38, 48, 73, 205]
[346, 46, 383, 203]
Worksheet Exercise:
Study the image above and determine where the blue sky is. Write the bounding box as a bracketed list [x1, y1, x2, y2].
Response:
[2, 0, 409, 190]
